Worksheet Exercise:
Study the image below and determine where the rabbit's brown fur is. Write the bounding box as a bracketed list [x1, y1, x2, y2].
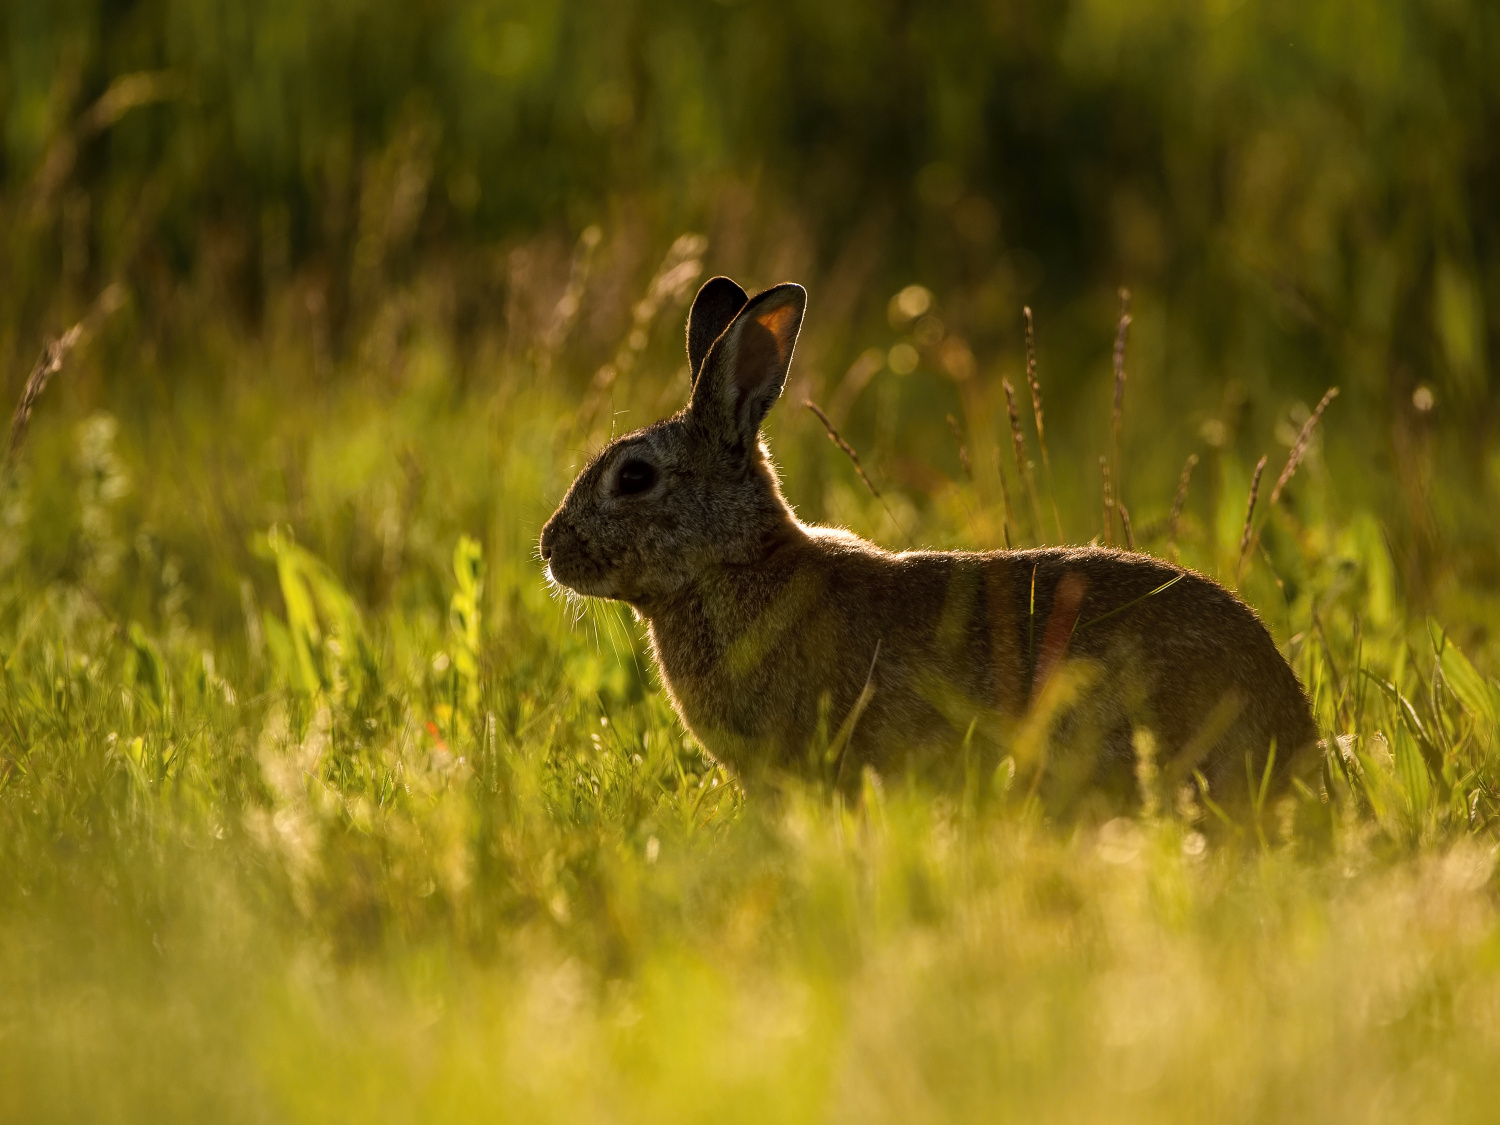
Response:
[542, 278, 1316, 803]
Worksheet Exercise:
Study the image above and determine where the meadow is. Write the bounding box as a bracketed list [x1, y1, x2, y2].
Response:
[3, 1, 1500, 1121]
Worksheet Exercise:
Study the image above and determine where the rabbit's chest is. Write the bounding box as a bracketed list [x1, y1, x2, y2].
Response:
[645, 590, 854, 765]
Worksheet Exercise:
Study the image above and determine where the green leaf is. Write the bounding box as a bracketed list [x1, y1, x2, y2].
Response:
[1430, 619, 1498, 724]
[1392, 723, 1432, 820]
[127, 623, 167, 711]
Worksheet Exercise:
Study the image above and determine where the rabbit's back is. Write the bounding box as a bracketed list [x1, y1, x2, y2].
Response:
[647, 536, 1315, 800]
[997, 547, 1316, 795]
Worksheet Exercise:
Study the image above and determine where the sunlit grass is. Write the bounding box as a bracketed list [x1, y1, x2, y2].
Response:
[2, 266, 1498, 1122]
[2, 0, 1498, 1111]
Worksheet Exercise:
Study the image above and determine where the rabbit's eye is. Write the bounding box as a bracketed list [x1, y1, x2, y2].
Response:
[616, 458, 657, 495]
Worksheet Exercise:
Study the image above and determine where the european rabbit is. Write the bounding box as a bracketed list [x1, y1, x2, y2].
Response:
[541, 277, 1317, 805]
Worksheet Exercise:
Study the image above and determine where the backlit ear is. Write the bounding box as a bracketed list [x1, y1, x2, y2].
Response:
[686, 276, 749, 386]
[689, 283, 806, 446]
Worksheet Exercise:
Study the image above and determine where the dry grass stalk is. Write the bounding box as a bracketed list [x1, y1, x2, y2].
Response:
[7, 333, 83, 469]
[5, 283, 126, 479]
[1270, 386, 1339, 506]
[1003, 377, 1041, 539]
[538, 224, 603, 372]
[620, 233, 705, 375]
[806, 400, 880, 498]
[1023, 307, 1064, 541]
[945, 414, 972, 480]
[806, 399, 912, 545]
[1117, 500, 1135, 551]
[581, 234, 705, 433]
[1230, 386, 1339, 585]
[1112, 287, 1131, 510]
[32, 73, 180, 214]
[1237, 454, 1269, 582]
[1100, 456, 1114, 546]
[993, 446, 1016, 548]
[1167, 452, 1200, 559]
[827, 347, 885, 426]
[1110, 291, 1128, 468]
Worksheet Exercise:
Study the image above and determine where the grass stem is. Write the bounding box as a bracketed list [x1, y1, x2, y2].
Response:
[1003, 378, 1041, 541]
[5, 283, 125, 483]
[1236, 454, 1268, 584]
[1168, 453, 1199, 561]
[806, 399, 912, 546]
[1024, 307, 1064, 542]
[1111, 287, 1131, 526]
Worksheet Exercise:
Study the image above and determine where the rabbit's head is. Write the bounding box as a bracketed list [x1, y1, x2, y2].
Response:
[541, 277, 807, 607]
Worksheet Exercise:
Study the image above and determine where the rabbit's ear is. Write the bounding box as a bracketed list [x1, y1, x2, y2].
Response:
[686, 276, 749, 386]
[690, 283, 806, 445]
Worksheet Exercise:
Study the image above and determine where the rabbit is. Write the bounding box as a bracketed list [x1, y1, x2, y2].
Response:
[540, 276, 1318, 807]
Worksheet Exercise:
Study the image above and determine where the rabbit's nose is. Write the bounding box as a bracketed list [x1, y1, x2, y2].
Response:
[539, 520, 556, 561]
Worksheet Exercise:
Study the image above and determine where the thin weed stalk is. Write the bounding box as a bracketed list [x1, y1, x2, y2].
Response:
[1003, 378, 1041, 540]
[5, 283, 126, 484]
[947, 413, 987, 546]
[1270, 386, 1339, 506]
[1024, 307, 1064, 541]
[1167, 453, 1199, 561]
[580, 234, 705, 434]
[993, 446, 1016, 549]
[1236, 454, 1268, 584]
[1118, 500, 1135, 551]
[538, 224, 603, 375]
[1111, 288, 1131, 537]
[946, 414, 972, 480]
[1238, 386, 1339, 574]
[805, 400, 912, 546]
[830, 640, 882, 790]
[1101, 456, 1114, 546]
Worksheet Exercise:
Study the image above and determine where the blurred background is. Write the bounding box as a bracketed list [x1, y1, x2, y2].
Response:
[2, 0, 1498, 616]
[6, 8, 1500, 1117]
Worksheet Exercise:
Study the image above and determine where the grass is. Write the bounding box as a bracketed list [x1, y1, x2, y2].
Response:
[1, 252, 1498, 1123]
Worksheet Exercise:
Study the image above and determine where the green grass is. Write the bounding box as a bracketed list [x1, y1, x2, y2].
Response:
[1, 256, 1498, 1123]
[4, 1, 1499, 1115]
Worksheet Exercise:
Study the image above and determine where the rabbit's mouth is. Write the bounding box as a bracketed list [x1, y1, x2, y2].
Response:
[544, 555, 618, 600]
[541, 516, 614, 597]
